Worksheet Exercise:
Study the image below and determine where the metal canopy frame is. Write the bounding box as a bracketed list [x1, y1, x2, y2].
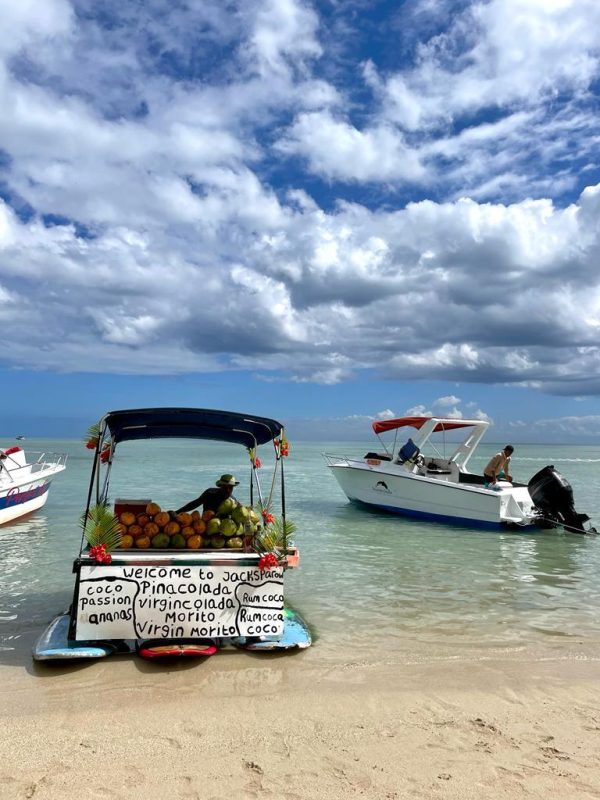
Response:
[81, 407, 287, 555]
[101, 407, 284, 448]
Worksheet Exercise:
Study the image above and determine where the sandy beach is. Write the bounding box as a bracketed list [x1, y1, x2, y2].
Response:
[3, 636, 600, 800]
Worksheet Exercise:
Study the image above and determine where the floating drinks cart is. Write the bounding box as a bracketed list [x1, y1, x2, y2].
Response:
[34, 407, 311, 661]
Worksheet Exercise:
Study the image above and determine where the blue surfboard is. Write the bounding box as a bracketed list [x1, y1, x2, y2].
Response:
[232, 607, 312, 651]
[33, 614, 118, 661]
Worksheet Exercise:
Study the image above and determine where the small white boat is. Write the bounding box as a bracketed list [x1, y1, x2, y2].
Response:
[325, 416, 595, 532]
[0, 445, 67, 525]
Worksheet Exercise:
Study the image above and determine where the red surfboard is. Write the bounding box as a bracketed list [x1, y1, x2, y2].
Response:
[137, 640, 218, 659]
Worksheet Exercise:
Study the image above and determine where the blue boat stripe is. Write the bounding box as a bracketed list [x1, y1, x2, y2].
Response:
[0, 483, 49, 510]
[353, 499, 533, 530]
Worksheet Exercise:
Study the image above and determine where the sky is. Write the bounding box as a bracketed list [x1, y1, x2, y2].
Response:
[1, 0, 600, 442]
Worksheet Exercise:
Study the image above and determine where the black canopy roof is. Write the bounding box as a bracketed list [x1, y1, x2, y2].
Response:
[101, 408, 284, 448]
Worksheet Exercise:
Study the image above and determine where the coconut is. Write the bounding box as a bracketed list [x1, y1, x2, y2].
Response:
[151, 533, 170, 549]
[144, 522, 159, 538]
[220, 518, 237, 537]
[135, 535, 151, 549]
[226, 536, 243, 549]
[154, 511, 170, 528]
[187, 534, 202, 549]
[232, 505, 250, 524]
[206, 517, 221, 535]
[170, 533, 186, 549]
[164, 521, 180, 536]
[216, 498, 236, 517]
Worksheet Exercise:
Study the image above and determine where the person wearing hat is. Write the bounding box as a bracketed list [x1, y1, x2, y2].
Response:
[176, 474, 240, 514]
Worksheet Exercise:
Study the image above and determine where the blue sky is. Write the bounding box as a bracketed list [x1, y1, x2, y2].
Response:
[1, 0, 600, 442]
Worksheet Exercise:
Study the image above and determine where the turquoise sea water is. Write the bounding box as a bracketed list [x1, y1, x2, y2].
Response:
[1, 437, 600, 665]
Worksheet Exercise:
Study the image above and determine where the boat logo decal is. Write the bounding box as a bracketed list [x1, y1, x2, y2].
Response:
[373, 480, 391, 493]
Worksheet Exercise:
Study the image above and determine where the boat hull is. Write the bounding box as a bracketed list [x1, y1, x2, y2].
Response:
[0, 481, 51, 525]
[329, 463, 533, 529]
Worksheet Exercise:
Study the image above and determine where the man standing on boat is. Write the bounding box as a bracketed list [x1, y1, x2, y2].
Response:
[176, 474, 239, 514]
[484, 446, 514, 486]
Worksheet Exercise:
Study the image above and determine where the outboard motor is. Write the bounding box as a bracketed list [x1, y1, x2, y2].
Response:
[528, 465, 595, 533]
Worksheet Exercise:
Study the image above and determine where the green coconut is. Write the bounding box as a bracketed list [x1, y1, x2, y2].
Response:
[170, 533, 186, 549]
[232, 505, 250, 524]
[216, 498, 236, 517]
[220, 518, 237, 537]
[226, 536, 243, 549]
[206, 517, 222, 535]
[210, 534, 226, 549]
[151, 533, 170, 549]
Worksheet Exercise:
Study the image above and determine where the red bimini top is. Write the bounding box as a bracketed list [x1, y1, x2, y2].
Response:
[1, 446, 22, 456]
[372, 417, 476, 435]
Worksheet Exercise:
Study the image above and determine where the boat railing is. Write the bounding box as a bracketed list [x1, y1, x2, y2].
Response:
[323, 453, 373, 468]
[1, 451, 68, 482]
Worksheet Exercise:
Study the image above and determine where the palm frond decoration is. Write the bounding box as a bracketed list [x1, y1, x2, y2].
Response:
[80, 503, 122, 551]
[254, 516, 296, 554]
[83, 421, 105, 455]
[84, 421, 102, 444]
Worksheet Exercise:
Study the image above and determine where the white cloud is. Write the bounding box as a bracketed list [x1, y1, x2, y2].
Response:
[2, 181, 600, 389]
[276, 111, 426, 182]
[0, 0, 73, 58]
[379, 0, 600, 130]
[0, 0, 599, 401]
[433, 395, 461, 407]
[244, 0, 322, 76]
[275, 0, 600, 197]
[533, 415, 600, 437]
[405, 404, 431, 416]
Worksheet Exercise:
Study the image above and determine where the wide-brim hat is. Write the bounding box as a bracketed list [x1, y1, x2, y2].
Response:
[216, 474, 239, 486]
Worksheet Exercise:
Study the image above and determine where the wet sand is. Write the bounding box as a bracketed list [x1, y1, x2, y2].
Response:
[2, 638, 600, 799]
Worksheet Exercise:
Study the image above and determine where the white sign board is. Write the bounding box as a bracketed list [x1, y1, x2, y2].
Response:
[75, 564, 284, 640]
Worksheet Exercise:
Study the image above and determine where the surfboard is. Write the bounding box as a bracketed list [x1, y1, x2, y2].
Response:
[136, 639, 218, 659]
[232, 606, 312, 651]
[33, 614, 117, 661]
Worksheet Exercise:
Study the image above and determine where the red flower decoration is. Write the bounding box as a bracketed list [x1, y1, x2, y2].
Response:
[261, 510, 275, 524]
[86, 438, 99, 450]
[89, 544, 112, 564]
[258, 552, 279, 571]
[100, 445, 111, 463]
[253, 456, 262, 469]
[274, 437, 290, 457]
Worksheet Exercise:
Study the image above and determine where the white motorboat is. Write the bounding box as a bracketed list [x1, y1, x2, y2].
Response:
[0, 445, 67, 525]
[325, 416, 595, 532]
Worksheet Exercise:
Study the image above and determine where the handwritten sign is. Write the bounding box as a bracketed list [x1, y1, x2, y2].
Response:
[75, 564, 284, 640]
